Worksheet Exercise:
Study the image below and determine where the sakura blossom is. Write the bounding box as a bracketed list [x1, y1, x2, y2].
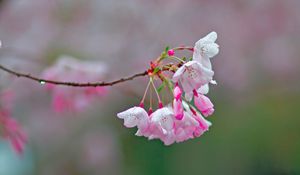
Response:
[193, 91, 215, 117]
[172, 60, 214, 94]
[118, 102, 212, 145]
[193, 31, 219, 70]
[42, 55, 108, 112]
[117, 32, 219, 145]
[117, 106, 149, 129]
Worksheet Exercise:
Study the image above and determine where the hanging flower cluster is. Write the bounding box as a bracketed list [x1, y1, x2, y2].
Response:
[117, 31, 219, 145]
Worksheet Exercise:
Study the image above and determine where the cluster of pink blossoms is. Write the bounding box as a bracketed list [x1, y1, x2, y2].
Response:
[42, 55, 108, 112]
[0, 91, 27, 154]
[118, 31, 219, 145]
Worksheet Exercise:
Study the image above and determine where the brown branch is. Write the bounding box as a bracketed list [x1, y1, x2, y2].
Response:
[0, 46, 191, 87]
[0, 64, 148, 87]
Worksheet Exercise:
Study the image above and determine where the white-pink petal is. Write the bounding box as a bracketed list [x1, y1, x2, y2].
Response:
[172, 61, 214, 93]
[151, 107, 174, 132]
[198, 84, 209, 95]
[194, 94, 214, 117]
[117, 106, 149, 128]
[173, 99, 184, 120]
[193, 31, 219, 70]
[172, 66, 185, 83]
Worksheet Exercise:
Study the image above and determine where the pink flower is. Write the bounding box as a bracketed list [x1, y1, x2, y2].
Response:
[42, 55, 108, 112]
[193, 114, 212, 137]
[187, 105, 212, 137]
[193, 31, 219, 70]
[117, 106, 149, 130]
[173, 111, 198, 142]
[185, 84, 210, 101]
[131, 103, 212, 145]
[151, 107, 174, 134]
[192, 32, 219, 90]
[172, 61, 214, 93]
[0, 110, 27, 154]
[134, 107, 175, 145]
[117, 32, 219, 145]
[194, 92, 214, 117]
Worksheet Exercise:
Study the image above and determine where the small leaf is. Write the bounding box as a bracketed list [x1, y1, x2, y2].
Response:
[153, 67, 160, 74]
[157, 82, 165, 93]
[165, 46, 170, 52]
[164, 79, 174, 92]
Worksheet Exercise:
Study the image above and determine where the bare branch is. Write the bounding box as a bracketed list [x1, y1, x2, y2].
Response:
[0, 64, 148, 87]
[0, 46, 192, 87]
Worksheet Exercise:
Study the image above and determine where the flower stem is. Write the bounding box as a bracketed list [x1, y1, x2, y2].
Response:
[168, 56, 186, 63]
[150, 78, 163, 107]
[140, 79, 151, 106]
[150, 85, 153, 109]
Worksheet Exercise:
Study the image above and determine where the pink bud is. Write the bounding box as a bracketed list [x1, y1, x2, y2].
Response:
[167, 49, 175, 56]
[173, 85, 182, 100]
[194, 94, 214, 117]
[173, 99, 183, 120]
[139, 102, 144, 108]
[148, 108, 153, 115]
[158, 102, 163, 108]
[195, 115, 210, 131]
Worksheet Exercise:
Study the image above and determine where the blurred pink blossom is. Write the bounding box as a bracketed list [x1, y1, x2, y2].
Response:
[42, 55, 108, 113]
[0, 109, 27, 154]
[0, 90, 26, 154]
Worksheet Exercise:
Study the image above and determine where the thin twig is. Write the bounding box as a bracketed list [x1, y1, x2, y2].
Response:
[0, 46, 191, 87]
[0, 64, 148, 87]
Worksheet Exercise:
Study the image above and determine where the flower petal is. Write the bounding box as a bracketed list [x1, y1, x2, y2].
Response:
[197, 84, 209, 95]
[117, 106, 148, 128]
[151, 107, 174, 131]
[185, 92, 193, 101]
[172, 66, 185, 83]
[204, 43, 219, 58]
